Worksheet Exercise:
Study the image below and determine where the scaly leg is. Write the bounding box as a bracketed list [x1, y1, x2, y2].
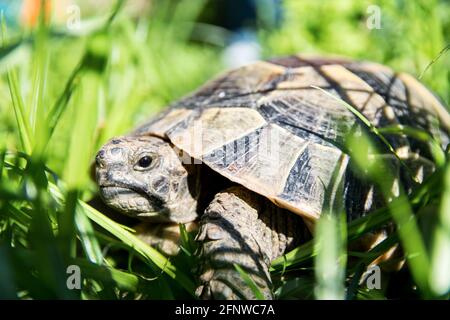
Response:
[195, 186, 310, 299]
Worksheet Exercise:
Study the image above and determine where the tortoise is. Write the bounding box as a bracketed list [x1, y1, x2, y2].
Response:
[94, 55, 449, 299]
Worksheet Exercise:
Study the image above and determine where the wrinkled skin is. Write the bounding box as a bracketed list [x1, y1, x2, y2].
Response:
[95, 135, 308, 299]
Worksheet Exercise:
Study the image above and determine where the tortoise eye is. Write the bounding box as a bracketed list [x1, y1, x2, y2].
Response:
[137, 156, 152, 168]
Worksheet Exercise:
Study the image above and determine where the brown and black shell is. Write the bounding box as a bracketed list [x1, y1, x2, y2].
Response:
[133, 55, 450, 224]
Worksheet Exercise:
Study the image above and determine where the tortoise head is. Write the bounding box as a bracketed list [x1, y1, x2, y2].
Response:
[95, 135, 199, 223]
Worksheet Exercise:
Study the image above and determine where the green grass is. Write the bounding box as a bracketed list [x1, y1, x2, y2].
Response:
[0, 0, 449, 299]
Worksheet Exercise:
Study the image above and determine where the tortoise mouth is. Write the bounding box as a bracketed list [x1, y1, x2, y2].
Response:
[99, 186, 161, 218]
[100, 186, 141, 200]
[100, 186, 134, 195]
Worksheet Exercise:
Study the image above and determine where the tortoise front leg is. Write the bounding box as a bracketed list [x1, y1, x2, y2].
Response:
[195, 186, 310, 300]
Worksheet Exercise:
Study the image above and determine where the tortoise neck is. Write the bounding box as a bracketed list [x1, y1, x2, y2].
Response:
[184, 164, 234, 216]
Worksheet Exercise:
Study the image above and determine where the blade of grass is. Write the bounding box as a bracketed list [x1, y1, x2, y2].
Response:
[178, 223, 197, 257]
[233, 264, 265, 300]
[314, 154, 347, 300]
[78, 200, 195, 294]
[418, 44, 449, 80]
[314, 214, 346, 299]
[1, 15, 32, 154]
[347, 233, 399, 263]
[30, 0, 50, 156]
[345, 262, 366, 300]
[74, 208, 104, 265]
[0, 38, 23, 61]
[63, 72, 98, 188]
[378, 124, 446, 168]
[429, 162, 450, 296]
[12, 247, 146, 296]
[346, 131, 432, 297]
[26, 158, 78, 299]
[0, 149, 6, 181]
[73, 258, 144, 293]
[47, 181, 195, 294]
[6, 70, 32, 154]
[45, 57, 82, 142]
[57, 189, 77, 261]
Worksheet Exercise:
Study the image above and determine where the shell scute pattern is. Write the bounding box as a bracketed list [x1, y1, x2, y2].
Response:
[137, 55, 448, 221]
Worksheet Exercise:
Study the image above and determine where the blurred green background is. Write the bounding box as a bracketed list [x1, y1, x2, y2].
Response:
[0, 0, 448, 300]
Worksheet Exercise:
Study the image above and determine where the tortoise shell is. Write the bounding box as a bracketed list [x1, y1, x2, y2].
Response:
[134, 55, 450, 223]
